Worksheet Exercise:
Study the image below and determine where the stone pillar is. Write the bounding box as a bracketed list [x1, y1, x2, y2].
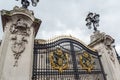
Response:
[89, 31, 120, 80]
[0, 6, 41, 80]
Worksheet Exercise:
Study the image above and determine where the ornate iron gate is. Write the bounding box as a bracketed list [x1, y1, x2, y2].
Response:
[32, 37, 106, 80]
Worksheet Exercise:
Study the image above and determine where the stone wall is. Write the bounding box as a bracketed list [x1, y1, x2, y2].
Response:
[89, 31, 120, 80]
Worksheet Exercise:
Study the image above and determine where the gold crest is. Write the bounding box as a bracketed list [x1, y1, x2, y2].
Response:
[79, 52, 94, 72]
[49, 48, 69, 73]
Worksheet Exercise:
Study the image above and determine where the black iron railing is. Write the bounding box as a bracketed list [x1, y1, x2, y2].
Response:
[32, 38, 106, 80]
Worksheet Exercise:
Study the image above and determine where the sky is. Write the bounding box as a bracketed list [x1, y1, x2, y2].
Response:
[0, 0, 120, 55]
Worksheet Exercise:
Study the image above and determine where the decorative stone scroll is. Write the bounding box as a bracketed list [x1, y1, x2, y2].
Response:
[10, 18, 31, 67]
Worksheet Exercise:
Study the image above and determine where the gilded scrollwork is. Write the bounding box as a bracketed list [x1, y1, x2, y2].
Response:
[10, 18, 31, 67]
[79, 52, 95, 72]
[49, 48, 69, 73]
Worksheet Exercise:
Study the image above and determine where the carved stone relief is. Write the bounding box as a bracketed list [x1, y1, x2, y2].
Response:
[10, 18, 31, 67]
[10, 18, 31, 36]
[105, 46, 115, 64]
[104, 35, 115, 64]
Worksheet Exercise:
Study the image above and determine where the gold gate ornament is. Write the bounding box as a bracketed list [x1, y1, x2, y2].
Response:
[49, 48, 69, 73]
[79, 52, 95, 72]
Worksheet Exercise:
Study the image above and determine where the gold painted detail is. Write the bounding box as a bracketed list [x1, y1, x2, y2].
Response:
[79, 52, 95, 72]
[49, 48, 69, 73]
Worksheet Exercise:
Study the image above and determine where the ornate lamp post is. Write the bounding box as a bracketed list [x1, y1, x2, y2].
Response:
[85, 12, 100, 31]
[16, 0, 39, 8]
